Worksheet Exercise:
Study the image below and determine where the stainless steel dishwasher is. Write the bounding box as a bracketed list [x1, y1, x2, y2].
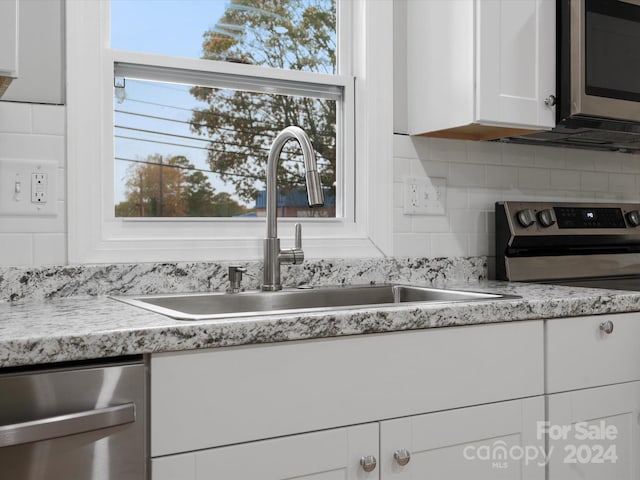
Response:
[0, 356, 147, 480]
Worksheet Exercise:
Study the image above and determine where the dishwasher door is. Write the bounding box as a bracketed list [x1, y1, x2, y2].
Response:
[0, 357, 147, 480]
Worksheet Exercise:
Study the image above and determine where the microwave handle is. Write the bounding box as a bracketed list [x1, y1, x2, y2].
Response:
[0, 403, 135, 448]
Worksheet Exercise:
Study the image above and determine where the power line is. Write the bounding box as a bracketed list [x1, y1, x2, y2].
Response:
[115, 156, 266, 182]
[114, 128, 334, 165]
[115, 108, 336, 143]
[119, 96, 337, 139]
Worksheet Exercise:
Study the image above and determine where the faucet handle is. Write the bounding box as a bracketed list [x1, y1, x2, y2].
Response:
[295, 223, 302, 250]
[279, 224, 305, 266]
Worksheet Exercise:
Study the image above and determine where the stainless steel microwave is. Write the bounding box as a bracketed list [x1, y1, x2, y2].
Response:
[559, 0, 640, 124]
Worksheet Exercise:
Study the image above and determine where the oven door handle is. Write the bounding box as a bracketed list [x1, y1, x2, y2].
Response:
[0, 403, 136, 448]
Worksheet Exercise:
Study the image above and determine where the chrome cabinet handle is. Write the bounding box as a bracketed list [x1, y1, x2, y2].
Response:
[544, 94, 556, 107]
[600, 320, 614, 334]
[394, 448, 411, 466]
[360, 455, 377, 472]
[0, 403, 135, 448]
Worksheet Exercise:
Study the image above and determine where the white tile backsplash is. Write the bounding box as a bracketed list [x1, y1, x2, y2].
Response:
[2, 101, 640, 267]
[393, 134, 640, 258]
[0, 102, 67, 266]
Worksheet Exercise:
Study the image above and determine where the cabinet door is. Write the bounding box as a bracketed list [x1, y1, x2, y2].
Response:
[0, 0, 18, 77]
[547, 382, 640, 480]
[476, 0, 555, 129]
[380, 396, 545, 479]
[152, 423, 380, 480]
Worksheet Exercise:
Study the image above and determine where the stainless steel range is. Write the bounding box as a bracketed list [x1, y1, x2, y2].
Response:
[495, 201, 640, 290]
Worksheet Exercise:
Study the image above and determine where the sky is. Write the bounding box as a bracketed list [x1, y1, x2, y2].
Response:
[110, 0, 232, 205]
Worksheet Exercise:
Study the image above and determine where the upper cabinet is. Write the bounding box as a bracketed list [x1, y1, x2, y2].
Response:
[406, 0, 556, 140]
[0, 0, 64, 104]
[0, 0, 18, 97]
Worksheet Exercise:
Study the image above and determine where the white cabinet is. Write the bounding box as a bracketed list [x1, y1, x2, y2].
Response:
[150, 320, 543, 479]
[407, 0, 556, 139]
[547, 382, 640, 479]
[0, 0, 18, 96]
[381, 396, 545, 479]
[151, 321, 543, 456]
[545, 313, 640, 479]
[153, 423, 380, 480]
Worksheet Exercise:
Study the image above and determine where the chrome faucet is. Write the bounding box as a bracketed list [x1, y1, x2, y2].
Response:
[261, 126, 324, 291]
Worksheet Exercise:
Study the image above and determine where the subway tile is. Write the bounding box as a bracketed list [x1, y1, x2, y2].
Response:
[450, 210, 486, 233]
[393, 134, 418, 159]
[467, 141, 503, 165]
[564, 150, 596, 171]
[580, 171, 609, 192]
[411, 136, 432, 160]
[412, 215, 450, 233]
[0, 102, 32, 133]
[467, 188, 502, 210]
[429, 138, 468, 164]
[609, 173, 636, 195]
[0, 234, 33, 265]
[469, 233, 492, 257]
[34, 233, 67, 265]
[0, 133, 65, 162]
[393, 157, 413, 182]
[32, 104, 65, 136]
[501, 143, 536, 167]
[446, 187, 468, 209]
[394, 207, 412, 233]
[550, 170, 580, 191]
[518, 167, 550, 190]
[414, 159, 448, 178]
[486, 165, 517, 188]
[393, 182, 404, 208]
[430, 233, 468, 257]
[393, 233, 431, 257]
[534, 146, 565, 169]
[449, 163, 486, 187]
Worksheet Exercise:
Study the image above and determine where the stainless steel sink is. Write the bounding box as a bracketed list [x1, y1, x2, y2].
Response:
[111, 284, 518, 321]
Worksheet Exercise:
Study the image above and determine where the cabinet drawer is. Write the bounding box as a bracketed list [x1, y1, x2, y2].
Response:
[546, 313, 640, 393]
[151, 320, 543, 456]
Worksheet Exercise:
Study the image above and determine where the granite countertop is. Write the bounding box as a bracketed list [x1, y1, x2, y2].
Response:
[2, 280, 640, 368]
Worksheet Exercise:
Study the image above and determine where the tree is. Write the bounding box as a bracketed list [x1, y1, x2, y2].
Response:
[115, 154, 249, 217]
[189, 0, 336, 206]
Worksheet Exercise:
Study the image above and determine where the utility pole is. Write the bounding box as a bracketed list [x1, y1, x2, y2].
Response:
[158, 156, 164, 217]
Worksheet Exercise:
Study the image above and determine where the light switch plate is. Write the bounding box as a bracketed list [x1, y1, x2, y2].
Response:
[0, 158, 57, 216]
[403, 176, 446, 215]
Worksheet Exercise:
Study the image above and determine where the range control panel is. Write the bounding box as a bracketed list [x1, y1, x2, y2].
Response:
[554, 206, 627, 229]
[497, 201, 640, 235]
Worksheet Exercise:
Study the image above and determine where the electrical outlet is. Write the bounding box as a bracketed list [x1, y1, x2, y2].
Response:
[0, 158, 57, 216]
[403, 176, 447, 215]
[31, 173, 48, 203]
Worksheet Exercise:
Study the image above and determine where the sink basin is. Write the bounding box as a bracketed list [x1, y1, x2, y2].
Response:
[111, 284, 518, 321]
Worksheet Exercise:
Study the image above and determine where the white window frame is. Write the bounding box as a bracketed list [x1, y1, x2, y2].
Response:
[66, 0, 393, 263]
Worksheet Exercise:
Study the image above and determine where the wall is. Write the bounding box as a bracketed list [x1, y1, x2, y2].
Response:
[0, 1, 638, 268]
[0, 102, 67, 265]
[392, 135, 640, 266]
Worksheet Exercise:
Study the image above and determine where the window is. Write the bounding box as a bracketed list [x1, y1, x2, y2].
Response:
[67, 0, 393, 263]
[112, 0, 340, 218]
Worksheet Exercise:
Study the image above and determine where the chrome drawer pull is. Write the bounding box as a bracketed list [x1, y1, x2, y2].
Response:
[0, 403, 135, 448]
[360, 455, 377, 472]
[599, 320, 614, 335]
[394, 448, 411, 466]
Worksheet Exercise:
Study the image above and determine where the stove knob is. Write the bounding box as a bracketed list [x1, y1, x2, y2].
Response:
[627, 210, 640, 227]
[537, 208, 556, 227]
[516, 209, 536, 228]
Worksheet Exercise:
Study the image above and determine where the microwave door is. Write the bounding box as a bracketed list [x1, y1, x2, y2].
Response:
[570, 0, 640, 122]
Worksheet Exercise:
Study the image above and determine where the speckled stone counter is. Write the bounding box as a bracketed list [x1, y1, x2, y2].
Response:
[2, 280, 640, 368]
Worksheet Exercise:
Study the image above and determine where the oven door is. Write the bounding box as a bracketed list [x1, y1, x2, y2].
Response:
[569, 0, 640, 122]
